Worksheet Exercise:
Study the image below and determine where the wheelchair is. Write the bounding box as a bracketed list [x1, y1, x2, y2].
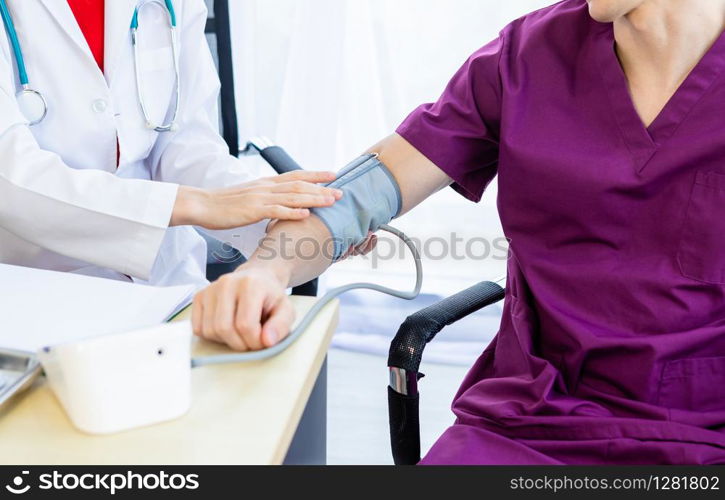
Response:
[387, 279, 505, 464]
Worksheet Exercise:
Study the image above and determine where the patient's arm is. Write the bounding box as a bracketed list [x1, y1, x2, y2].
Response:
[192, 133, 452, 351]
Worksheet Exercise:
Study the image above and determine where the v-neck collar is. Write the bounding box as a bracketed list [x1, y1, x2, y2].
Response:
[594, 21, 725, 173]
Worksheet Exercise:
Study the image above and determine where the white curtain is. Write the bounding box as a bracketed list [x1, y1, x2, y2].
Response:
[230, 0, 552, 164]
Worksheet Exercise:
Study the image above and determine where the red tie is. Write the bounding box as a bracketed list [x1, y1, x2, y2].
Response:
[67, 0, 105, 71]
[67, 1, 121, 166]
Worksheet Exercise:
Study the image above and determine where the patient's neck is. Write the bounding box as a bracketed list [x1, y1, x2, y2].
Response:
[613, 0, 725, 127]
[614, 0, 725, 90]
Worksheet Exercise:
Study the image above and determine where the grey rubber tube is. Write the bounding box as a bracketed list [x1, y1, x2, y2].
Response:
[191, 225, 423, 368]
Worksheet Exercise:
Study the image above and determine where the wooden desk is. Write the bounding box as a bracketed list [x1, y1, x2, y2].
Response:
[0, 297, 338, 465]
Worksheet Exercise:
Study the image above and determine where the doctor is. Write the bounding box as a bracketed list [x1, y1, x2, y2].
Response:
[0, 0, 341, 287]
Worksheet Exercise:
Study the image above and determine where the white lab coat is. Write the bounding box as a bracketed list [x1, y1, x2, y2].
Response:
[0, 0, 270, 288]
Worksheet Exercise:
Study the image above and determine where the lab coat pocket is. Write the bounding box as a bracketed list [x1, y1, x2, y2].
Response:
[677, 171, 725, 284]
[656, 356, 725, 412]
[138, 46, 175, 73]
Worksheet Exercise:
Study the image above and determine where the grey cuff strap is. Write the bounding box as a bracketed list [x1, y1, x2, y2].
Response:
[312, 154, 402, 262]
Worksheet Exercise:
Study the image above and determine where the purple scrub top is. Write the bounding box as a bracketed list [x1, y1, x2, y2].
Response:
[397, 0, 725, 465]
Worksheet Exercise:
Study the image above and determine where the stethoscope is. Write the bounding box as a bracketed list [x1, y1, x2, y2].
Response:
[0, 0, 180, 132]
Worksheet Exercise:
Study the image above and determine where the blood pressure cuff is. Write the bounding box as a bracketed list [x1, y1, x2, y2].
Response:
[312, 154, 402, 262]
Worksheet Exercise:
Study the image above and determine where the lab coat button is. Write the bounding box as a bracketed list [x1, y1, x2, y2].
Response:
[92, 99, 108, 113]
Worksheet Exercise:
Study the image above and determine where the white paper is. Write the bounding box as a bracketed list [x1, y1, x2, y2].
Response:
[0, 264, 195, 352]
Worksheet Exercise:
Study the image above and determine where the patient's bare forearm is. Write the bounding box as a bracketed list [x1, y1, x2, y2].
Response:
[241, 133, 452, 287]
[366, 133, 452, 215]
[246, 215, 333, 288]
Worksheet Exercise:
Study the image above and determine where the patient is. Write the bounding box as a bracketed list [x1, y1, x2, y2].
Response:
[191, 0, 725, 464]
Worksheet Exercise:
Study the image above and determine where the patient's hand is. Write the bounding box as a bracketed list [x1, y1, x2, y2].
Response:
[192, 229, 377, 352]
[191, 266, 293, 351]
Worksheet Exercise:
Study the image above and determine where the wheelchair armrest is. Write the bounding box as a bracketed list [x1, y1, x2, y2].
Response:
[388, 280, 506, 378]
[242, 138, 303, 174]
[387, 279, 505, 465]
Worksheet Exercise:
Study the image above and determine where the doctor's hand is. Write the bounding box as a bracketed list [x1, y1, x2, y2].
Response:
[171, 170, 342, 230]
[192, 266, 293, 352]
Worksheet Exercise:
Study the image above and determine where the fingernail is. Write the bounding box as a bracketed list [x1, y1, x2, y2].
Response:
[266, 328, 279, 344]
[334, 189, 344, 198]
[326, 196, 335, 204]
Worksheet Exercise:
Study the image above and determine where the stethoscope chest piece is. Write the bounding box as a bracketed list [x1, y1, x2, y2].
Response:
[16, 87, 48, 125]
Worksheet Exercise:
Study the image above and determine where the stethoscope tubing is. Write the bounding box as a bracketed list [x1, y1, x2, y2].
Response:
[131, 0, 181, 132]
[1, 0, 180, 131]
[0, 0, 29, 85]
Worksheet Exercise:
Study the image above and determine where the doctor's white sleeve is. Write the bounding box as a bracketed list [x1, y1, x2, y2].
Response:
[0, 85, 179, 281]
[147, 0, 270, 259]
